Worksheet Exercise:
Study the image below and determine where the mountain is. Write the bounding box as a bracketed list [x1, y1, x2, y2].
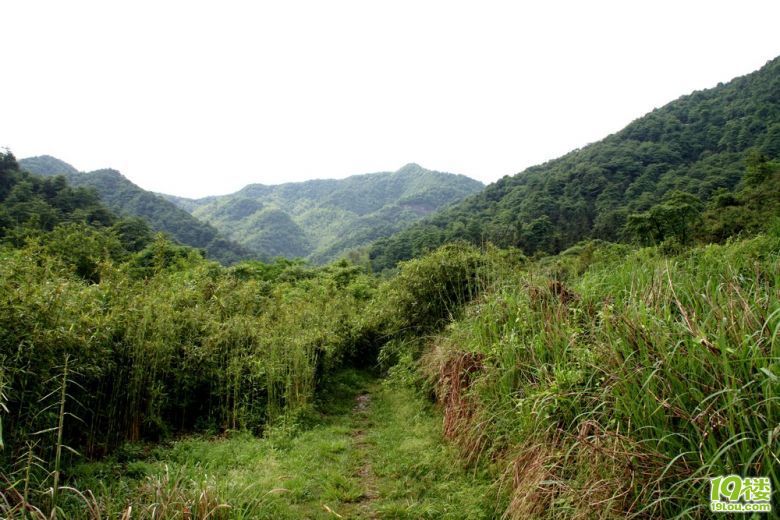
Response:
[19, 156, 254, 265]
[165, 163, 484, 263]
[16, 155, 79, 176]
[368, 56, 780, 270]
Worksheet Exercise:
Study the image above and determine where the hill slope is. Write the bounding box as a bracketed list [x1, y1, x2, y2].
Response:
[369, 56, 780, 270]
[166, 163, 484, 263]
[19, 156, 254, 265]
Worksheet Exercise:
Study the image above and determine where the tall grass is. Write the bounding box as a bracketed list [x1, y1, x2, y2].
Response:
[417, 235, 779, 518]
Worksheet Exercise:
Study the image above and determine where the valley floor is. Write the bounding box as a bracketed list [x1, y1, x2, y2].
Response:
[72, 370, 495, 519]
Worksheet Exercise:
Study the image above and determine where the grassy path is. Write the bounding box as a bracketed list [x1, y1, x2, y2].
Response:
[73, 370, 495, 519]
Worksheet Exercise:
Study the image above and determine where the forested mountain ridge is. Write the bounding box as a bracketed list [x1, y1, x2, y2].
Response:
[369, 56, 780, 270]
[165, 163, 484, 263]
[1, 152, 165, 282]
[19, 155, 254, 264]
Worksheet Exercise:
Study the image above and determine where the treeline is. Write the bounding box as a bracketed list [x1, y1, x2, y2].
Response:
[370, 56, 780, 270]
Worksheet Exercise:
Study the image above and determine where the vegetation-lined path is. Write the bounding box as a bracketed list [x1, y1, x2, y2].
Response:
[3, 55, 780, 520]
[75, 370, 495, 518]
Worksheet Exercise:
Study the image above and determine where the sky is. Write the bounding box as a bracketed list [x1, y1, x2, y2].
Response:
[2, 1, 779, 198]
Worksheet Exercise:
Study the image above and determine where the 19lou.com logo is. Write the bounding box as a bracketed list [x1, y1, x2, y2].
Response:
[710, 475, 772, 513]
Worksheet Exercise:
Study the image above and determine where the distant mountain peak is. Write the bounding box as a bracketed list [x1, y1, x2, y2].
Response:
[86, 168, 123, 177]
[19, 155, 79, 176]
[396, 163, 424, 174]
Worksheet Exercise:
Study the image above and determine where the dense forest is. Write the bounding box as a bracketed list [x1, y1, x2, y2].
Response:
[369, 56, 780, 270]
[19, 156, 254, 265]
[166, 164, 484, 263]
[1, 56, 778, 519]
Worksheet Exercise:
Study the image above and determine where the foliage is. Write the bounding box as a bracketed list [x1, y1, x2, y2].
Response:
[0, 245, 378, 455]
[699, 153, 780, 241]
[370, 56, 780, 269]
[169, 163, 484, 263]
[62, 371, 494, 519]
[416, 234, 780, 518]
[371, 242, 521, 339]
[19, 156, 254, 265]
[0, 157, 386, 516]
[625, 189, 703, 245]
[1, 154, 113, 242]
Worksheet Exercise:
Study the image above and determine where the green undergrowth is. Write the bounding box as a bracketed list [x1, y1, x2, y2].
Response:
[63, 369, 494, 518]
[366, 378, 496, 518]
[414, 233, 780, 518]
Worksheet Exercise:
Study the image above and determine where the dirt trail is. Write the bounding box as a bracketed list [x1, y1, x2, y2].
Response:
[351, 392, 379, 519]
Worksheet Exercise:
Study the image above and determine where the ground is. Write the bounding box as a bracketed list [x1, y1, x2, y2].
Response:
[70, 370, 496, 519]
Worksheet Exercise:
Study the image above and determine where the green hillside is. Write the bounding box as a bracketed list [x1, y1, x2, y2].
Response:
[370, 56, 780, 270]
[166, 163, 484, 263]
[1, 151, 160, 281]
[19, 156, 254, 265]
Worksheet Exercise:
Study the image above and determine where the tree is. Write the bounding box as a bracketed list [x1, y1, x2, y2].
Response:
[625, 191, 702, 245]
[654, 190, 702, 244]
[744, 148, 772, 187]
[112, 217, 153, 252]
[0, 150, 19, 201]
[43, 223, 124, 282]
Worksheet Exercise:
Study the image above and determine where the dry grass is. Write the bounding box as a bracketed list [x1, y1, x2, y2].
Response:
[421, 344, 490, 464]
[501, 443, 562, 520]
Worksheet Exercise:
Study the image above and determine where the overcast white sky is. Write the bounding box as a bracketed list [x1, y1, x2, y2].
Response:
[2, 1, 779, 198]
